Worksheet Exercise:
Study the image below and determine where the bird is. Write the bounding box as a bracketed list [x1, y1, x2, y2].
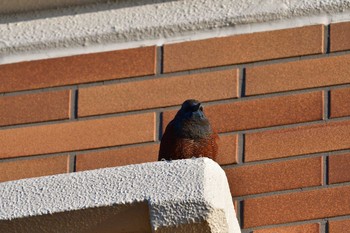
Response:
[158, 99, 218, 161]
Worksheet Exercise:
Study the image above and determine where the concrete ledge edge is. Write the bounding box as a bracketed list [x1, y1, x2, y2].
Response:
[1, 0, 350, 64]
[0, 158, 241, 233]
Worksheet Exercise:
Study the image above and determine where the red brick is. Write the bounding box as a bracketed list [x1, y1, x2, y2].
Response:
[246, 54, 350, 95]
[0, 90, 70, 127]
[216, 134, 238, 165]
[76, 133, 237, 171]
[244, 185, 350, 228]
[245, 120, 350, 162]
[225, 157, 323, 197]
[330, 87, 350, 118]
[78, 69, 238, 117]
[164, 25, 324, 73]
[331, 22, 350, 52]
[254, 223, 320, 233]
[0, 47, 155, 93]
[76, 144, 159, 171]
[329, 153, 350, 184]
[0, 113, 155, 159]
[163, 92, 323, 133]
[329, 219, 350, 233]
[0, 155, 69, 182]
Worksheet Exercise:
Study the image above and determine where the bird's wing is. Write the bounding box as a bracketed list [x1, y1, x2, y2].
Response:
[158, 120, 177, 161]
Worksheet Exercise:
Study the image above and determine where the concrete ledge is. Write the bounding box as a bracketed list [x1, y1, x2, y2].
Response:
[0, 158, 241, 233]
[1, 0, 350, 64]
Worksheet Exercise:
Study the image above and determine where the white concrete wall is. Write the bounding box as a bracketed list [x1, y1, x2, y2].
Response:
[1, 0, 350, 64]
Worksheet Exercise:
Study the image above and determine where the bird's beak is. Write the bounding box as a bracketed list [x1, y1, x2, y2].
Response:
[192, 103, 201, 112]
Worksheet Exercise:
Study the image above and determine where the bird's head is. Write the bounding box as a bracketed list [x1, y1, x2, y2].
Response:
[175, 99, 205, 120]
[171, 99, 212, 138]
[172, 99, 212, 138]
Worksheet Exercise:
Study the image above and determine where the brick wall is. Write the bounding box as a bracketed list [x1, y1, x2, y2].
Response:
[1, 22, 350, 232]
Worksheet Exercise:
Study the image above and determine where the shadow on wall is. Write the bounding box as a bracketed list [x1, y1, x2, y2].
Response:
[0, 202, 152, 233]
[0, 0, 178, 24]
[1, 201, 152, 233]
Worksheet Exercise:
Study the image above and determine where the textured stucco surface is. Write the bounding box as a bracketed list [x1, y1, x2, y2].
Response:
[0, 158, 241, 233]
[1, 0, 350, 64]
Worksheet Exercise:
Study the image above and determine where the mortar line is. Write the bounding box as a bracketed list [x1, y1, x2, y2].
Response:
[324, 220, 329, 233]
[0, 152, 70, 163]
[1, 84, 80, 97]
[69, 153, 76, 173]
[156, 46, 163, 75]
[1, 131, 343, 167]
[3, 134, 349, 167]
[70, 87, 78, 120]
[237, 134, 245, 164]
[155, 110, 161, 142]
[325, 215, 350, 222]
[327, 89, 332, 119]
[2, 106, 350, 140]
[326, 24, 331, 54]
[244, 208, 350, 231]
[239, 67, 246, 98]
[323, 89, 327, 120]
[323, 154, 329, 186]
[240, 199, 244, 230]
[324, 24, 330, 54]
[2, 49, 350, 97]
[218, 115, 350, 135]
[4, 72, 350, 106]
[5, 81, 350, 131]
[222, 152, 326, 169]
[233, 146, 350, 168]
[2, 107, 350, 140]
[241, 229, 252, 233]
[0, 141, 159, 163]
[4, 77, 350, 128]
[231, 181, 350, 201]
[0, 119, 73, 130]
[244, 218, 326, 233]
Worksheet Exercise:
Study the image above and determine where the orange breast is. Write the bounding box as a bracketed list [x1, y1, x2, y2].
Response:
[158, 132, 218, 161]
